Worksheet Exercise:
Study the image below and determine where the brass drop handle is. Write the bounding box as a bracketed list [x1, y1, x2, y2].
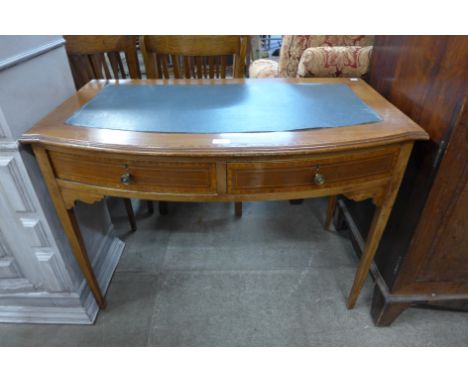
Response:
[313, 165, 326, 186]
[120, 173, 132, 185]
[314, 173, 326, 185]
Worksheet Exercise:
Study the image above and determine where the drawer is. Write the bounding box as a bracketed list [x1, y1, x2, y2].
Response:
[227, 148, 398, 194]
[49, 151, 217, 194]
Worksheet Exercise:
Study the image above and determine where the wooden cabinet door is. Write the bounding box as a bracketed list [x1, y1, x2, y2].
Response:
[393, 99, 468, 294]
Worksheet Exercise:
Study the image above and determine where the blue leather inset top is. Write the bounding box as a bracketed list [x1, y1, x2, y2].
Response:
[66, 82, 382, 134]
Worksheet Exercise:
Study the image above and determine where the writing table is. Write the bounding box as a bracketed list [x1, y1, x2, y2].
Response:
[20, 78, 428, 310]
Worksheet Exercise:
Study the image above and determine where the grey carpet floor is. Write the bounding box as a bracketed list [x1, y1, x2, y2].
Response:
[0, 199, 467, 346]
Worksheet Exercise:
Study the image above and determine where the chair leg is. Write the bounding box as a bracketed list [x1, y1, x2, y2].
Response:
[124, 198, 137, 232]
[159, 201, 168, 216]
[325, 195, 337, 230]
[289, 199, 304, 205]
[235, 202, 242, 218]
[147, 201, 154, 214]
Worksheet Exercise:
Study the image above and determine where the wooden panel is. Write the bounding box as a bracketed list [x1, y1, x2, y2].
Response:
[0, 154, 35, 212]
[365, 35, 407, 97]
[0, 257, 21, 279]
[420, 183, 468, 281]
[393, 97, 468, 292]
[19, 218, 50, 247]
[369, 35, 468, 143]
[415, 37, 468, 143]
[227, 147, 398, 194]
[0, 229, 22, 279]
[48, 150, 217, 194]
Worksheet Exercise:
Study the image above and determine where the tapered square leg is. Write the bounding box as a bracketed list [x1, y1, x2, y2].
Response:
[347, 143, 413, 309]
[147, 200, 154, 214]
[33, 145, 106, 309]
[289, 199, 304, 205]
[235, 202, 242, 218]
[159, 201, 168, 215]
[66, 208, 107, 309]
[325, 195, 337, 230]
[124, 198, 137, 232]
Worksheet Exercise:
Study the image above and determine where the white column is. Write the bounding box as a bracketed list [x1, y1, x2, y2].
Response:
[0, 36, 124, 324]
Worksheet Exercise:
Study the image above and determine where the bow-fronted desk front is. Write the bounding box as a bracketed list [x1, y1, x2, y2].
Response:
[20, 78, 428, 311]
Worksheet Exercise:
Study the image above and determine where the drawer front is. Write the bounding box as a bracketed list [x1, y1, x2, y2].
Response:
[227, 148, 398, 194]
[49, 151, 217, 194]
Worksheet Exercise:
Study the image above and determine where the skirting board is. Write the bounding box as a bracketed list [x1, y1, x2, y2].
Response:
[0, 237, 124, 325]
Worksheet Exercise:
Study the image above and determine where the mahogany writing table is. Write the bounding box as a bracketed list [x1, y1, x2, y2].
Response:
[20, 78, 428, 310]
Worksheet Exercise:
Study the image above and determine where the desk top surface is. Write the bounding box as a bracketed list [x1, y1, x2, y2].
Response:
[21, 78, 428, 157]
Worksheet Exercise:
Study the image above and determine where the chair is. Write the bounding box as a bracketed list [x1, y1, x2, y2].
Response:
[64, 35, 154, 231]
[64, 35, 140, 89]
[140, 35, 248, 80]
[140, 35, 249, 217]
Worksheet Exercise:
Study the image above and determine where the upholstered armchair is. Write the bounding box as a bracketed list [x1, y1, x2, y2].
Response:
[249, 35, 374, 78]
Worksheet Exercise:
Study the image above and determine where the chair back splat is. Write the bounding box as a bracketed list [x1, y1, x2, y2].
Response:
[64, 35, 140, 89]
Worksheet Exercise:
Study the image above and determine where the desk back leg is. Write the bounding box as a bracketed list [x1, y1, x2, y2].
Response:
[325, 195, 337, 230]
[159, 201, 168, 215]
[235, 202, 242, 218]
[32, 145, 106, 309]
[147, 200, 154, 214]
[347, 142, 413, 309]
[124, 198, 137, 232]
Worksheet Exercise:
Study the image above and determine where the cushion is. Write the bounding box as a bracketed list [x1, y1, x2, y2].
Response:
[297, 46, 373, 78]
[249, 59, 279, 78]
[279, 36, 374, 77]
